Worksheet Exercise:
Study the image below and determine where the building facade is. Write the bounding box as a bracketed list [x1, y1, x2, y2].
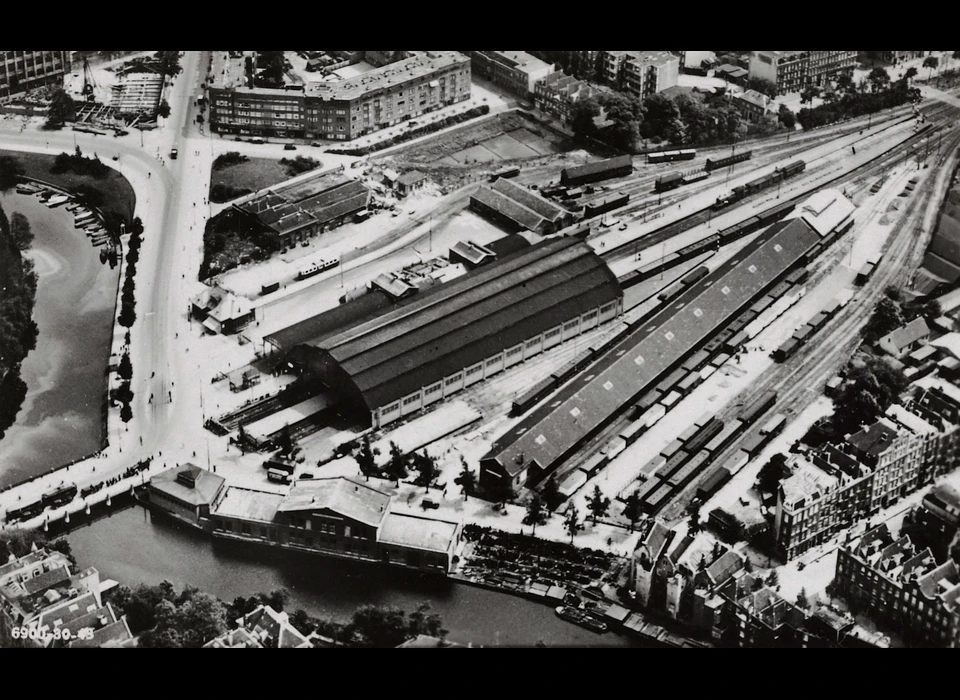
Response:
[209, 51, 470, 141]
[0, 51, 71, 102]
[748, 51, 857, 95]
[834, 524, 960, 646]
[775, 386, 960, 560]
[210, 477, 462, 574]
[533, 71, 607, 123]
[469, 51, 553, 98]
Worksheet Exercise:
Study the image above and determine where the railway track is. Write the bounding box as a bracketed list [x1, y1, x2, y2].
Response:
[536, 118, 960, 506]
[658, 123, 960, 524]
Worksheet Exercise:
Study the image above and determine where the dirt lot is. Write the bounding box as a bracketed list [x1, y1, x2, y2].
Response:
[390, 112, 567, 166]
[208, 156, 293, 202]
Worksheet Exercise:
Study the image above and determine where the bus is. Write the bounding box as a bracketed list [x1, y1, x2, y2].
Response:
[297, 256, 340, 280]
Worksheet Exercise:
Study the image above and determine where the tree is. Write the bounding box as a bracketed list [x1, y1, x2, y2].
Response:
[686, 499, 702, 535]
[9, 212, 32, 251]
[623, 490, 643, 532]
[836, 72, 855, 94]
[156, 51, 183, 77]
[412, 450, 438, 490]
[120, 401, 133, 423]
[639, 92, 679, 141]
[564, 504, 582, 544]
[346, 605, 409, 648]
[586, 485, 611, 524]
[156, 100, 171, 119]
[796, 588, 810, 609]
[570, 96, 600, 137]
[117, 352, 133, 381]
[46, 89, 75, 127]
[868, 66, 891, 92]
[454, 458, 476, 500]
[598, 92, 643, 150]
[407, 601, 444, 639]
[863, 296, 904, 344]
[757, 453, 790, 494]
[355, 436, 381, 477]
[175, 592, 229, 647]
[290, 609, 316, 636]
[778, 104, 796, 130]
[766, 569, 780, 587]
[747, 77, 778, 98]
[904, 66, 919, 84]
[383, 440, 407, 483]
[258, 588, 290, 612]
[523, 493, 548, 536]
[541, 474, 564, 511]
[0, 155, 25, 192]
[923, 55, 940, 81]
[800, 85, 821, 106]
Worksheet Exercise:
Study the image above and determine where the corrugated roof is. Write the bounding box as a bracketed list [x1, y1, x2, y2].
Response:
[483, 218, 819, 476]
[491, 177, 566, 222]
[561, 155, 633, 182]
[471, 186, 545, 231]
[305, 238, 620, 410]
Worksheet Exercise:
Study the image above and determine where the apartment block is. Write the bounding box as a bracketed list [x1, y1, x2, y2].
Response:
[469, 51, 553, 99]
[0, 51, 71, 102]
[533, 71, 608, 123]
[834, 523, 960, 646]
[748, 51, 857, 95]
[209, 51, 470, 141]
[776, 385, 960, 560]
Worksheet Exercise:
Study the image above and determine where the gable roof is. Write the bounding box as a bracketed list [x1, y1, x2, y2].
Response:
[483, 218, 819, 476]
[278, 477, 391, 527]
[879, 317, 930, 354]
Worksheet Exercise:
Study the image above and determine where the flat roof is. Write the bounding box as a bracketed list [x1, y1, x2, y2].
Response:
[244, 394, 335, 441]
[483, 218, 819, 476]
[378, 513, 459, 553]
[476, 51, 552, 76]
[214, 487, 284, 523]
[304, 51, 469, 102]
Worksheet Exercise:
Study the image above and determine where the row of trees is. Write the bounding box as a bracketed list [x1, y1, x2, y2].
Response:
[0, 203, 39, 376]
[522, 484, 611, 542]
[571, 89, 779, 153]
[355, 437, 441, 489]
[50, 147, 110, 179]
[795, 72, 921, 130]
[116, 217, 144, 423]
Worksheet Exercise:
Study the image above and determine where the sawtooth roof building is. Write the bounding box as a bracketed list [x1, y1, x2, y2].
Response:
[480, 216, 822, 491]
[284, 236, 622, 428]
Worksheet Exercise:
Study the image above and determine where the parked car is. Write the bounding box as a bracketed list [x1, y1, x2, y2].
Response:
[299, 472, 315, 480]
[422, 499, 439, 510]
[310, 141, 323, 147]
[618, 223, 628, 231]
[284, 144, 297, 151]
[170, 147, 178, 159]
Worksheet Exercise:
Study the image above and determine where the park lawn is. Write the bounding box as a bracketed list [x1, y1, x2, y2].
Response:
[0, 148, 137, 224]
[209, 157, 292, 201]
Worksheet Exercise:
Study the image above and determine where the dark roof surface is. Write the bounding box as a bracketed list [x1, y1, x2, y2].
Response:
[482, 218, 819, 475]
[264, 290, 393, 353]
[471, 186, 545, 231]
[491, 177, 566, 222]
[308, 237, 621, 410]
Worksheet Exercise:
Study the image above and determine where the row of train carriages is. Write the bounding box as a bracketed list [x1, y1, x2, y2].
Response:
[773, 293, 850, 362]
[653, 169, 711, 194]
[713, 160, 806, 210]
[646, 149, 697, 165]
[625, 391, 785, 515]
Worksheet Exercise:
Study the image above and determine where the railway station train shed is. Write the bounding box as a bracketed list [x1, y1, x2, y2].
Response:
[560, 155, 634, 186]
[469, 177, 574, 234]
[480, 216, 826, 492]
[276, 237, 622, 428]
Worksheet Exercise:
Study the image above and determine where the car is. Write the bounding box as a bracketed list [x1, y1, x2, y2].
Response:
[310, 141, 323, 147]
[284, 144, 297, 151]
[618, 223, 628, 231]
[301, 241, 309, 247]
[299, 472, 315, 480]
[422, 499, 440, 510]
[170, 148, 178, 159]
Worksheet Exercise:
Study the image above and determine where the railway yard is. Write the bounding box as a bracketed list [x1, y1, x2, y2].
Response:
[5, 78, 960, 634]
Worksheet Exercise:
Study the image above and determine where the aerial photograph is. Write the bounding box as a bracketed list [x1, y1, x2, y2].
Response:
[1, 49, 960, 648]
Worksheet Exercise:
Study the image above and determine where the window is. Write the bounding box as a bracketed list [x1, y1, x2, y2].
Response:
[545, 327, 561, 339]
[403, 394, 420, 406]
[445, 375, 461, 386]
[506, 345, 523, 357]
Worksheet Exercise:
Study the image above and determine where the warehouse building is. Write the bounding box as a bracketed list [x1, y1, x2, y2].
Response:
[231, 168, 370, 249]
[209, 51, 471, 141]
[480, 216, 823, 492]
[470, 177, 573, 234]
[560, 155, 634, 186]
[281, 237, 622, 428]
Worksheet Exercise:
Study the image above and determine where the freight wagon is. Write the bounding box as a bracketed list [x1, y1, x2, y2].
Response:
[654, 172, 684, 193]
[713, 160, 806, 210]
[697, 466, 732, 500]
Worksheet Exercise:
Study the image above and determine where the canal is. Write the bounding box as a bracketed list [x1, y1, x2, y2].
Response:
[67, 505, 641, 647]
[0, 190, 119, 489]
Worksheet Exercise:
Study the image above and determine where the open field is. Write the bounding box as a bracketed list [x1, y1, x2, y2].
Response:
[0, 148, 136, 223]
[209, 156, 292, 202]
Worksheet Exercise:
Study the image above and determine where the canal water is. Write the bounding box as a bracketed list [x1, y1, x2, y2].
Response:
[67, 505, 641, 647]
[0, 190, 119, 488]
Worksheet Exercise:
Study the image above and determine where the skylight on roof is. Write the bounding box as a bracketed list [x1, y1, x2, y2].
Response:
[603, 381, 613, 391]
[774, 244, 783, 252]
[634, 355, 645, 365]
[721, 286, 731, 295]
[665, 331, 675, 341]
[570, 407, 581, 418]
[535, 434, 547, 445]
[694, 308, 703, 318]
[748, 265, 757, 273]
